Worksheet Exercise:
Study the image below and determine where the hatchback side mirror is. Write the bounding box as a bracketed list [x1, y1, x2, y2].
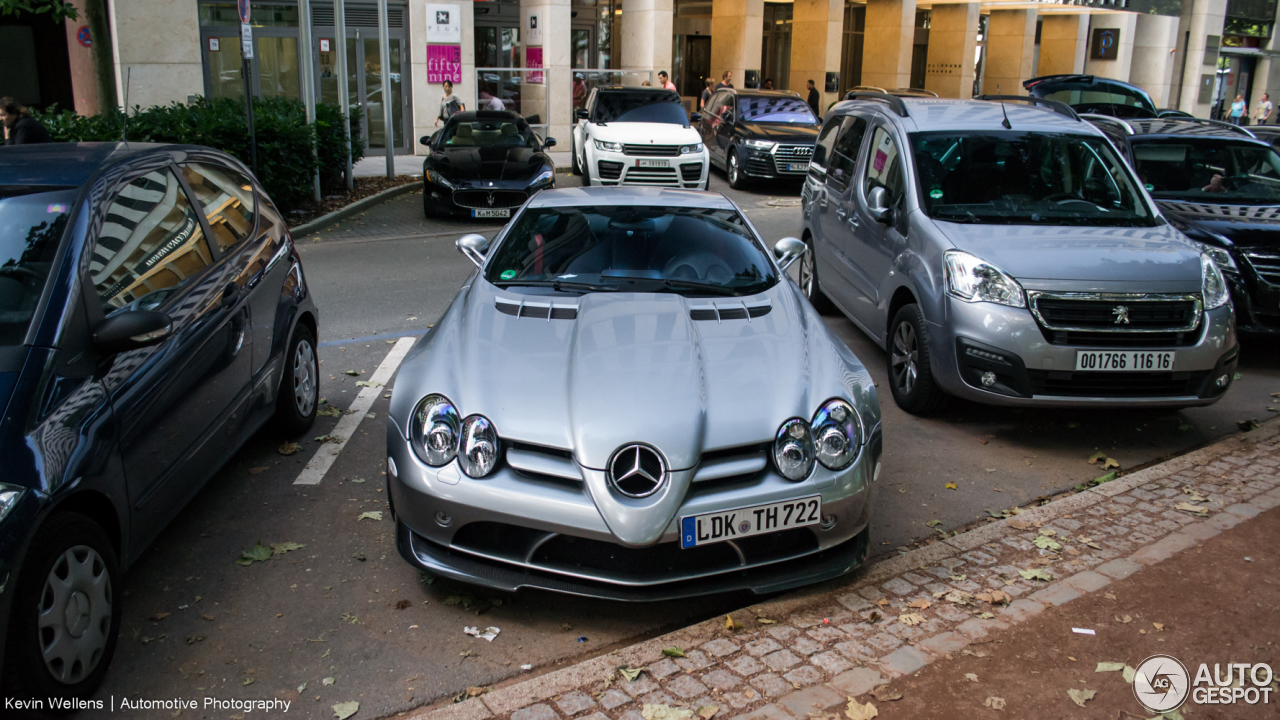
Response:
[543, 137, 557, 148]
[773, 237, 806, 271]
[574, 108, 589, 121]
[866, 186, 892, 224]
[457, 233, 491, 268]
[93, 310, 172, 355]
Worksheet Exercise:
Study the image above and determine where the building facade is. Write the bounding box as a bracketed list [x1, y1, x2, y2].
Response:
[4, 0, 1280, 156]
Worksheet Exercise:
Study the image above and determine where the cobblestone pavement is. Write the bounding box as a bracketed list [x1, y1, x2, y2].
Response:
[402, 421, 1280, 720]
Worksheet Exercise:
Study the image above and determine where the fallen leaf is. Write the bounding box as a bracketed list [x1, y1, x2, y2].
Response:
[983, 696, 1006, 711]
[1093, 472, 1117, 485]
[235, 541, 272, 566]
[1152, 622, 1164, 632]
[870, 686, 901, 702]
[1102, 457, 1120, 470]
[944, 482, 957, 490]
[1019, 568, 1052, 581]
[342, 370, 362, 376]
[725, 615, 741, 631]
[944, 590, 974, 605]
[925, 520, 943, 528]
[1067, 688, 1096, 707]
[989, 590, 1011, 605]
[698, 706, 720, 720]
[1033, 535, 1062, 552]
[357, 511, 383, 521]
[332, 701, 359, 720]
[864, 611, 881, 624]
[395, 599, 412, 610]
[642, 705, 694, 720]
[1174, 502, 1208, 517]
[185, 634, 204, 644]
[150, 612, 171, 621]
[1122, 665, 1137, 684]
[1038, 528, 1057, 537]
[757, 618, 777, 624]
[270, 542, 306, 555]
[278, 442, 302, 456]
[356, 380, 382, 387]
[965, 673, 979, 683]
[874, 598, 890, 608]
[1096, 662, 1126, 673]
[907, 599, 931, 610]
[844, 698, 878, 720]
[619, 666, 644, 682]
[973, 612, 996, 620]
[1087, 451, 1107, 464]
[662, 647, 686, 658]
[949, 574, 967, 582]
[898, 613, 925, 626]
[315, 434, 342, 444]
[298, 682, 307, 692]
[323, 677, 336, 686]
[317, 405, 342, 417]
[201, 614, 215, 621]
[243, 677, 255, 686]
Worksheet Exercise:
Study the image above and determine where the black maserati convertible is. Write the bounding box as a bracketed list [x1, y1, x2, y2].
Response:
[420, 111, 556, 219]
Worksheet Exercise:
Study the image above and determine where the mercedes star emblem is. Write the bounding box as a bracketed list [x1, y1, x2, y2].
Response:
[1113, 305, 1131, 324]
[608, 444, 666, 498]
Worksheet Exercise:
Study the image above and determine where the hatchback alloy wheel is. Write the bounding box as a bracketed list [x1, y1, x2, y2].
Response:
[38, 546, 113, 685]
[891, 320, 919, 396]
[293, 338, 316, 417]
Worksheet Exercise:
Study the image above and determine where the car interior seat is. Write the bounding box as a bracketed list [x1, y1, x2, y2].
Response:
[450, 124, 477, 146]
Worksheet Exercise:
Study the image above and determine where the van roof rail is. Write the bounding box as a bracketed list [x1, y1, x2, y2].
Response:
[974, 95, 1080, 121]
[844, 92, 910, 118]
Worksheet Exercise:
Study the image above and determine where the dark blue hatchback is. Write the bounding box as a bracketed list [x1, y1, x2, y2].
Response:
[0, 143, 319, 698]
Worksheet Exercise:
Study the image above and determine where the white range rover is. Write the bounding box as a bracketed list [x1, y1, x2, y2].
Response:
[571, 86, 709, 190]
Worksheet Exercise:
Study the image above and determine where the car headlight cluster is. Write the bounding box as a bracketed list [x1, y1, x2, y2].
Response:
[773, 399, 863, 481]
[1201, 253, 1231, 310]
[680, 143, 704, 154]
[410, 395, 500, 477]
[425, 169, 453, 189]
[594, 139, 622, 153]
[531, 168, 554, 187]
[1198, 242, 1238, 274]
[744, 139, 776, 151]
[943, 250, 1026, 308]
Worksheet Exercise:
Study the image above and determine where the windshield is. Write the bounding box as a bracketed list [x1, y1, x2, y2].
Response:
[1130, 138, 1280, 204]
[592, 91, 687, 124]
[1039, 83, 1155, 115]
[440, 118, 540, 148]
[736, 96, 817, 124]
[911, 131, 1155, 226]
[484, 205, 778, 296]
[0, 187, 74, 346]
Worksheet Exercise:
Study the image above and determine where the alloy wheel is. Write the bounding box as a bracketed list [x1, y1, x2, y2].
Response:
[37, 546, 113, 685]
[293, 338, 316, 417]
[729, 154, 739, 185]
[891, 321, 919, 396]
[798, 243, 815, 296]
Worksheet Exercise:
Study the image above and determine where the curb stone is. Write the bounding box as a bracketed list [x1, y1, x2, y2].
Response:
[290, 182, 419, 238]
[402, 419, 1280, 720]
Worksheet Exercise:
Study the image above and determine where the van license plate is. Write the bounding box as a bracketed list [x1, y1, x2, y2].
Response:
[680, 496, 821, 548]
[637, 159, 670, 167]
[1075, 350, 1175, 372]
[472, 208, 510, 218]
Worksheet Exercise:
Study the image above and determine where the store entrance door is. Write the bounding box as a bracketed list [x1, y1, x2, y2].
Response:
[317, 30, 408, 152]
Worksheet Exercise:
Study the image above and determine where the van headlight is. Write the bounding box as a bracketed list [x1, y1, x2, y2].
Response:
[1202, 253, 1230, 310]
[774, 418, 815, 481]
[811, 399, 861, 470]
[410, 395, 461, 466]
[944, 250, 1026, 308]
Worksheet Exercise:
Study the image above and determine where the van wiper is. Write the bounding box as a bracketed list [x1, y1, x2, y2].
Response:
[493, 279, 617, 292]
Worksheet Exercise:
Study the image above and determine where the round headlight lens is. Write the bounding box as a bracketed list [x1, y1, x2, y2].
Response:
[458, 415, 500, 478]
[411, 394, 461, 466]
[774, 418, 816, 481]
[811, 399, 861, 470]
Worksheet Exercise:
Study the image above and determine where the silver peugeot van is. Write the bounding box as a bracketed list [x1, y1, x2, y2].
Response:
[799, 94, 1238, 414]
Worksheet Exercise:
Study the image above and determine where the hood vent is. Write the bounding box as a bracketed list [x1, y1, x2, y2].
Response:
[496, 297, 579, 320]
[690, 301, 772, 322]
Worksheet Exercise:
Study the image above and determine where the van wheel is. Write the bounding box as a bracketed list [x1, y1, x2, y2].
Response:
[727, 151, 746, 189]
[274, 323, 319, 436]
[799, 236, 835, 314]
[4, 512, 121, 701]
[887, 304, 947, 416]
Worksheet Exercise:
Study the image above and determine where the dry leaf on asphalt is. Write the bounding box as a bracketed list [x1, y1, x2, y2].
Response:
[944, 590, 974, 606]
[278, 442, 302, 455]
[323, 677, 336, 686]
[356, 380, 382, 387]
[1067, 689, 1096, 707]
[642, 705, 694, 720]
[270, 542, 306, 555]
[944, 482, 957, 490]
[317, 405, 342, 417]
[618, 666, 644, 682]
[870, 686, 901, 702]
[235, 541, 272, 566]
[1153, 622, 1164, 632]
[662, 647, 686, 658]
[1096, 662, 1126, 672]
[150, 612, 170, 621]
[757, 618, 777, 624]
[342, 370, 361, 376]
[844, 698, 878, 720]
[964, 673, 979, 683]
[898, 613, 925, 627]
[983, 696, 1006, 710]
[1033, 535, 1062, 552]
[1007, 519, 1034, 530]
[333, 702, 359, 720]
[698, 706, 720, 720]
[973, 612, 996, 620]
[1175, 502, 1209, 516]
[248, 466, 270, 473]
[907, 599, 931, 610]
[1019, 568, 1052, 581]
[926, 520, 943, 528]
[357, 511, 383, 521]
[725, 615, 742, 631]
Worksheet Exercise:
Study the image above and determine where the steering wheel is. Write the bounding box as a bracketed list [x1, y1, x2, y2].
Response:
[661, 252, 734, 283]
[0, 265, 41, 282]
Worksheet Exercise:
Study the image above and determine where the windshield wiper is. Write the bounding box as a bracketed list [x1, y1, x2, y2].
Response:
[661, 278, 747, 296]
[493, 279, 618, 293]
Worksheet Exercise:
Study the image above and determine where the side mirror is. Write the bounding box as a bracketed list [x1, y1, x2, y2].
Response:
[93, 310, 172, 355]
[690, 112, 702, 123]
[773, 237, 806, 272]
[866, 186, 892, 224]
[419, 135, 432, 146]
[543, 137, 557, 148]
[574, 108, 589, 121]
[457, 233, 491, 268]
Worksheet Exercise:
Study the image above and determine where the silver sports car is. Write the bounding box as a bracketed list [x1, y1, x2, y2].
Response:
[386, 187, 882, 600]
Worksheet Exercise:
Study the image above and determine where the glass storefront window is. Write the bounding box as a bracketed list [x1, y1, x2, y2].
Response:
[200, 3, 299, 27]
[257, 36, 301, 100]
[205, 37, 245, 100]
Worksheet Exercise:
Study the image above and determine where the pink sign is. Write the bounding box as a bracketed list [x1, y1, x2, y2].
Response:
[526, 47, 543, 84]
[427, 44, 461, 83]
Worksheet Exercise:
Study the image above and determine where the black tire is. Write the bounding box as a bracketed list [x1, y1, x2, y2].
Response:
[4, 512, 121, 702]
[570, 137, 582, 175]
[798, 236, 836, 314]
[581, 147, 592, 187]
[886, 304, 947, 416]
[274, 323, 319, 436]
[727, 149, 747, 190]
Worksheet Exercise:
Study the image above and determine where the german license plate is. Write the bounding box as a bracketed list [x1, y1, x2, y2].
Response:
[1075, 350, 1175, 372]
[637, 159, 670, 168]
[787, 162, 809, 172]
[680, 496, 821, 549]
[472, 208, 510, 218]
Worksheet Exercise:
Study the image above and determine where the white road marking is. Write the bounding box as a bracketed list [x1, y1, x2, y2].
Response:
[294, 335, 417, 485]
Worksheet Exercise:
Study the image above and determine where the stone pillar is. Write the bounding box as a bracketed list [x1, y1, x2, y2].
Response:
[1037, 13, 1088, 77]
[1246, 1, 1280, 123]
[983, 9, 1037, 96]
[409, 0, 474, 156]
[861, 0, 916, 90]
[711, 0, 764, 89]
[1131, 13, 1180, 109]
[62, 0, 99, 115]
[1083, 13, 1138, 80]
[520, 0, 572, 146]
[789, 0, 842, 109]
[924, 3, 978, 99]
[107, 0, 203, 109]
[1174, 0, 1227, 116]
[622, 0, 674, 81]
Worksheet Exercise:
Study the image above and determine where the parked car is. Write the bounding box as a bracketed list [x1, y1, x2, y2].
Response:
[1024, 74, 1186, 119]
[386, 186, 881, 600]
[420, 111, 557, 220]
[571, 86, 709, 190]
[1085, 115, 1280, 333]
[799, 94, 1238, 414]
[699, 89, 821, 189]
[0, 143, 319, 697]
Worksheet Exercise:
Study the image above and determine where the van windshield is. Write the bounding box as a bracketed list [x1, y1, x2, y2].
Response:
[0, 187, 75, 346]
[1129, 138, 1280, 204]
[911, 131, 1156, 226]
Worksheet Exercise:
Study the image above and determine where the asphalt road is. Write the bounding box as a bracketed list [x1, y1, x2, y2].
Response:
[84, 170, 1280, 719]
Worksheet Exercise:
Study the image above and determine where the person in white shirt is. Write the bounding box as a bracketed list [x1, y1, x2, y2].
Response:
[1256, 93, 1273, 125]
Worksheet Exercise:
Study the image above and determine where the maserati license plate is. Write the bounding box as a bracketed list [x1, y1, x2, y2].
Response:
[1075, 350, 1176, 372]
[787, 162, 809, 172]
[680, 496, 821, 548]
[637, 159, 670, 168]
[472, 208, 510, 218]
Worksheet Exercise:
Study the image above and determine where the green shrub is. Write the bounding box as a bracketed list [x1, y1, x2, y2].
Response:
[32, 97, 362, 212]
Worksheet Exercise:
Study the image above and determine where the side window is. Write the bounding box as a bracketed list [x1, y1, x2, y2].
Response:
[91, 168, 215, 313]
[811, 116, 843, 169]
[826, 116, 868, 192]
[181, 162, 257, 252]
[863, 127, 906, 207]
[706, 93, 727, 122]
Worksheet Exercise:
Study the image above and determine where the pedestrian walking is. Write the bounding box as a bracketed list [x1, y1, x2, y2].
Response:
[435, 81, 464, 126]
[1229, 94, 1246, 125]
[658, 71, 677, 93]
[1, 97, 51, 145]
[715, 71, 734, 91]
[763, 78, 774, 91]
[700, 78, 715, 110]
[1256, 93, 1273, 125]
[806, 79, 821, 119]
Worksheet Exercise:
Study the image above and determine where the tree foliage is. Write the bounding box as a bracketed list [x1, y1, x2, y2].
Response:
[0, 0, 78, 22]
